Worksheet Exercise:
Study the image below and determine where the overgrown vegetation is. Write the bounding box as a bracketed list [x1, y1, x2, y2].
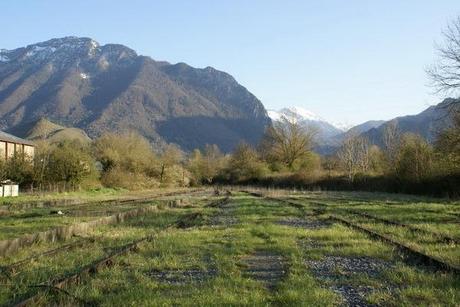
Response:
[213, 116, 460, 197]
[5, 103, 459, 197]
[6, 133, 190, 192]
[0, 191, 458, 306]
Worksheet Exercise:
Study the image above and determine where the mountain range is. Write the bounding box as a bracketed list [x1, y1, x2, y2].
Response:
[363, 98, 459, 146]
[267, 107, 384, 152]
[268, 100, 459, 154]
[1, 37, 458, 154]
[0, 37, 270, 152]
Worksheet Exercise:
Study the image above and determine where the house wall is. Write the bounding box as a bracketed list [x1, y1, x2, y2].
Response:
[0, 142, 5, 159]
[16, 144, 23, 154]
[6, 142, 15, 158]
[0, 142, 35, 160]
[24, 145, 34, 159]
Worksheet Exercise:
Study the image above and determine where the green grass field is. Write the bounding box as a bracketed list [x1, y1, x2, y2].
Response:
[0, 189, 458, 306]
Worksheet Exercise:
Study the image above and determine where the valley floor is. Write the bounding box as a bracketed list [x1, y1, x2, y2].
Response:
[0, 188, 458, 306]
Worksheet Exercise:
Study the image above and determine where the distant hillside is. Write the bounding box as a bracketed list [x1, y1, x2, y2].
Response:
[25, 118, 63, 139]
[364, 98, 460, 146]
[313, 99, 459, 155]
[268, 106, 385, 155]
[346, 120, 385, 136]
[18, 118, 91, 143]
[0, 37, 270, 152]
[321, 120, 385, 151]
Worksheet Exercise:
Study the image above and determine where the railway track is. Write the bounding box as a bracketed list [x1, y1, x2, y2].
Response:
[329, 215, 460, 275]
[0, 188, 209, 214]
[242, 191, 328, 217]
[242, 191, 306, 212]
[4, 191, 458, 305]
[0, 238, 95, 281]
[344, 209, 459, 244]
[243, 191, 459, 275]
[12, 234, 156, 307]
[285, 196, 459, 244]
[0, 189, 209, 257]
[8, 196, 219, 306]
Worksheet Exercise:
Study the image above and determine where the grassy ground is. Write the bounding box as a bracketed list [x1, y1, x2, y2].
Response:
[0, 188, 195, 240]
[0, 200, 163, 240]
[0, 187, 192, 206]
[286, 195, 460, 268]
[0, 189, 458, 306]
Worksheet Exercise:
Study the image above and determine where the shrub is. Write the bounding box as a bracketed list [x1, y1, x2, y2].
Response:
[396, 133, 434, 182]
[44, 140, 96, 186]
[226, 143, 269, 182]
[4, 152, 33, 185]
[101, 166, 160, 190]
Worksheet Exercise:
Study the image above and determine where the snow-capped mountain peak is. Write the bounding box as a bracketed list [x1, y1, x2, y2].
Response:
[283, 106, 324, 122]
[331, 121, 353, 131]
[268, 106, 326, 123]
[0, 49, 11, 62]
[0, 37, 137, 67]
[267, 106, 346, 140]
[267, 110, 283, 121]
[268, 106, 351, 132]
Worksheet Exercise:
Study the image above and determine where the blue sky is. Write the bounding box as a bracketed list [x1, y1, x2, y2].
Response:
[2, 1, 460, 125]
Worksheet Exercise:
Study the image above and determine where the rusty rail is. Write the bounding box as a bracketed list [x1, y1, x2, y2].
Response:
[345, 209, 459, 244]
[0, 239, 95, 281]
[10, 196, 222, 306]
[0, 189, 208, 257]
[330, 215, 460, 275]
[13, 235, 154, 307]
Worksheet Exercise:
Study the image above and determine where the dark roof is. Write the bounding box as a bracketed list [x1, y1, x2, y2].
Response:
[0, 131, 34, 146]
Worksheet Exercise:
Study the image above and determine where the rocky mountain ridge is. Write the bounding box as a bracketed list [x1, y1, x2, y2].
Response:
[0, 37, 270, 152]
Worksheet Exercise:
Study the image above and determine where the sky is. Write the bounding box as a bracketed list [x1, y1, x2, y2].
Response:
[2, 1, 460, 126]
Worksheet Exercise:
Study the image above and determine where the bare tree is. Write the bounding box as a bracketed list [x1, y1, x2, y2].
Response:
[260, 117, 317, 169]
[426, 16, 460, 159]
[337, 134, 370, 181]
[159, 144, 183, 183]
[382, 120, 401, 169]
[426, 16, 460, 95]
[357, 137, 371, 173]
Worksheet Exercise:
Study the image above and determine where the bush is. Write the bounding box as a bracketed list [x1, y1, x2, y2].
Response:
[93, 132, 163, 189]
[186, 144, 226, 185]
[45, 141, 96, 185]
[93, 132, 157, 173]
[396, 133, 434, 182]
[226, 143, 269, 183]
[4, 152, 33, 185]
[101, 166, 160, 190]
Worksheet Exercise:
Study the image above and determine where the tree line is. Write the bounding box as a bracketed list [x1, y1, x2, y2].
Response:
[3, 107, 457, 196]
[1, 132, 187, 191]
